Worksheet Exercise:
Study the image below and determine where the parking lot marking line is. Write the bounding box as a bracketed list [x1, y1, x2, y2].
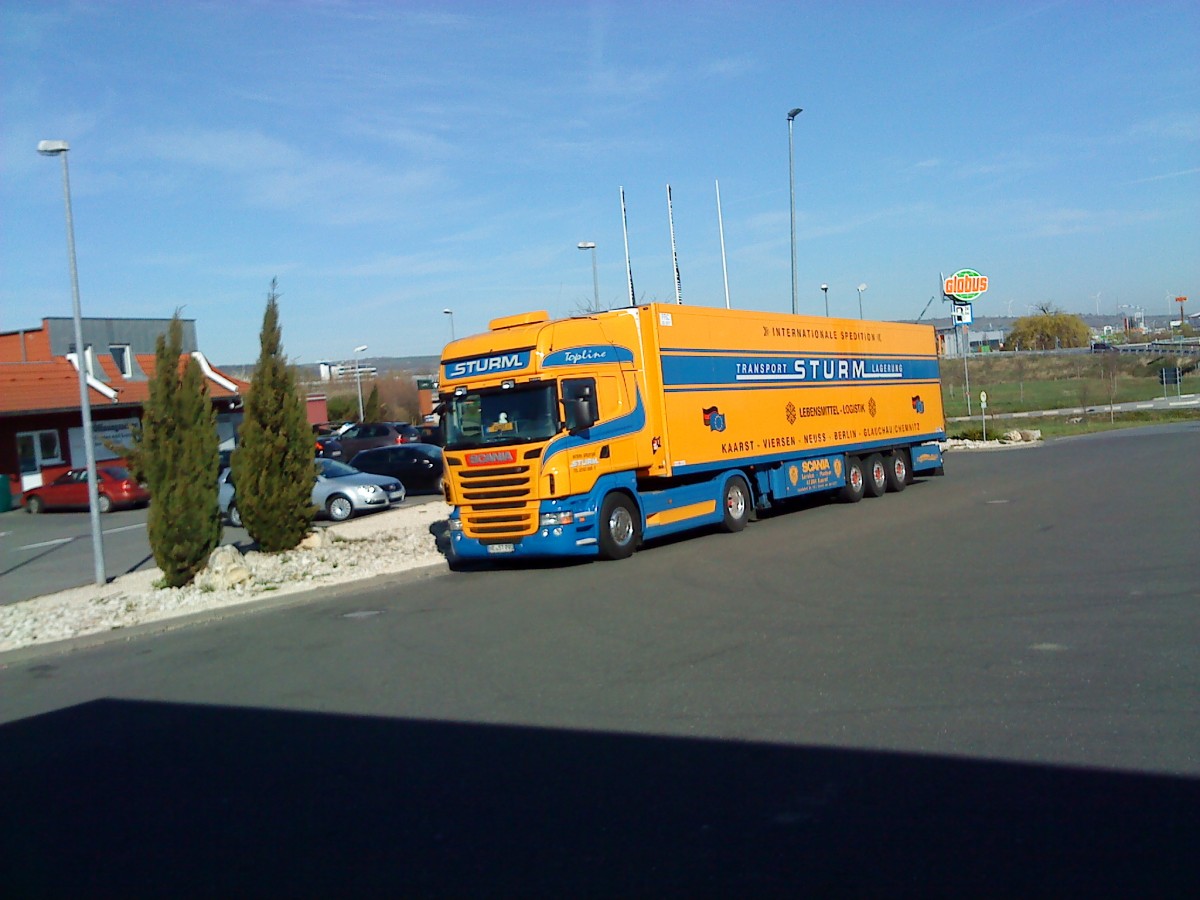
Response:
[17, 537, 76, 551]
[102, 523, 147, 536]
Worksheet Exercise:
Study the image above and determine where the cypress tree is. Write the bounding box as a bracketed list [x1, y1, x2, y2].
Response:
[232, 279, 315, 551]
[363, 383, 381, 422]
[132, 315, 221, 587]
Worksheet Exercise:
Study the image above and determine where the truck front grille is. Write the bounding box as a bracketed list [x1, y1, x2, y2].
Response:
[456, 464, 537, 538]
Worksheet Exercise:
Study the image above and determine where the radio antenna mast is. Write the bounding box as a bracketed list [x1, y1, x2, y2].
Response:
[667, 184, 682, 304]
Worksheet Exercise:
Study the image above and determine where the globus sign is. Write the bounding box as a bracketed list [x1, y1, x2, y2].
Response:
[944, 269, 989, 301]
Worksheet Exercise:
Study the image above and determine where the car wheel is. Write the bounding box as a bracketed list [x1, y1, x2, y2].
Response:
[26, 495, 44, 514]
[228, 504, 242, 528]
[720, 475, 751, 533]
[840, 456, 865, 503]
[885, 450, 909, 492]
[598, 493, 640, 561]
[97, 493, 113, 513]
[326, 494, 354, 522]
[863, 454, 887, 498]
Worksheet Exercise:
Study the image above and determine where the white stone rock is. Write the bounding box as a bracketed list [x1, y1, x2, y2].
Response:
[196, 544, 252, 591]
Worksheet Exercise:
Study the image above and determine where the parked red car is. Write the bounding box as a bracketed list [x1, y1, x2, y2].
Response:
[23, 466, 150, 514]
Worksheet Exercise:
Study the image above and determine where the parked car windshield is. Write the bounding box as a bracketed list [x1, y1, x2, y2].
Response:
[318, 458, 360, 478]
[444, 383, 558, 450]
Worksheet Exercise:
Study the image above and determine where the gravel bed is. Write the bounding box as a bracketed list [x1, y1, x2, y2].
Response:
[0, 502, 450, 654]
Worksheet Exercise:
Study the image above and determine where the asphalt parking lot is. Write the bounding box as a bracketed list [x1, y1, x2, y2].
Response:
[2, 423, 1198, 896]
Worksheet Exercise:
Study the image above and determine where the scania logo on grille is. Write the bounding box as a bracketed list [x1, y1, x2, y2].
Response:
[466, 449, 516, 466]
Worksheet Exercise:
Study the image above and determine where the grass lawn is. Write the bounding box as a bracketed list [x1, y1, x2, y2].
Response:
[946, 408, 1199, 441]
[940, 351, 1199, 419]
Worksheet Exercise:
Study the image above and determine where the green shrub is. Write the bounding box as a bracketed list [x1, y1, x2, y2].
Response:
[232, 279, 317, 552]
[949, 426, 985, 441]
[130, 314, 221, 587]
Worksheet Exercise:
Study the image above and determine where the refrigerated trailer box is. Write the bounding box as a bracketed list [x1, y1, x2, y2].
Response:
[438, 303, 946, 563]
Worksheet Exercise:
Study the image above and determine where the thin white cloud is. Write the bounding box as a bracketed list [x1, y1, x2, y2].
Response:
[1127, 167, 1200, 185]
[1127, 113, 1200, 143]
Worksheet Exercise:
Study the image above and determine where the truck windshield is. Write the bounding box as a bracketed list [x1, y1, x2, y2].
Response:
[444, 383, 559, 450]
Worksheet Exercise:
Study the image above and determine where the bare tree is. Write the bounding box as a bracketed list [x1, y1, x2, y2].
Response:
[1097, 350, 1122, 423]
[1010, 352, 1029, 404]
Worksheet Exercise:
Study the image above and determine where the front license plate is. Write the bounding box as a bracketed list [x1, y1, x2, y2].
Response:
[486, 543, 515, 554]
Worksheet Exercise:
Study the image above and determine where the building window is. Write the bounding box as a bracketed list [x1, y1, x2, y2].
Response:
[16, 430, 64, 475]
[109, 344, 133, 377]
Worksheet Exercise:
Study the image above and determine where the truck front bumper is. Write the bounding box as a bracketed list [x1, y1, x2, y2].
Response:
[447, 500, 603, 561]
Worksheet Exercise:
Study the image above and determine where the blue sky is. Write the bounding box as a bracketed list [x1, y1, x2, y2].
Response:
[3, 1, 1197, 366]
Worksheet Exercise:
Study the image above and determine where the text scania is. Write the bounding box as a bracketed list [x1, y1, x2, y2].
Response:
[445, 353, 527, 378]
[735, 358, 868, 381]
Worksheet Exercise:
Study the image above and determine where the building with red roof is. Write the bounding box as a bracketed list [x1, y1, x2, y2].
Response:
[0, 317, 248, 499]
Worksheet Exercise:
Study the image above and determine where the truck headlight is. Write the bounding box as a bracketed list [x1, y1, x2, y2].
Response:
[539, 511, 574, 527]
[449, 517, 463, 532]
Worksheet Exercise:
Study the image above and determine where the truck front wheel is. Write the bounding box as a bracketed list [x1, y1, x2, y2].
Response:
[721, 476, 750, 533]
[598, 493, 641, 561]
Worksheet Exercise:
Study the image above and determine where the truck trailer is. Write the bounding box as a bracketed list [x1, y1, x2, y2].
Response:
[438, 303, 946, 564]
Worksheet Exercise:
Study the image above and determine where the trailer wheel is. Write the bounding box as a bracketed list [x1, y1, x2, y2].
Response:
[863, 454, 887, 498]
[885, 450, 909, 492]
[840, 457, 865, 503]
[598, 493, 641, 561]
[720, 475, 751, 533]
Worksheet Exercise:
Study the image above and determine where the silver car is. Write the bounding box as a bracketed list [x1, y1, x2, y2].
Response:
[218, 459, 405, 526]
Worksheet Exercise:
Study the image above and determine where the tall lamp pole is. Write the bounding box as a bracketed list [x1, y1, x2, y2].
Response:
[787, 107, 803, 315]
[857, 283, 868, 319]
[577, 242, 600, 310]
[353, 344, 368, 422]
[443, 308, 455, 341]
[38, 139, 105, 587]
[821, 283, 829, 317]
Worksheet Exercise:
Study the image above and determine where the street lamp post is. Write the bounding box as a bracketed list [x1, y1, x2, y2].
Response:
[443, 308, 455, 341]
[857, 283, 868, 319]
[820, 283, 829, 317]
[787, 107, 803, 315]
[353, 344, 368, 422]
[577, 242, 600, 311]
[38, 139, 105, 587]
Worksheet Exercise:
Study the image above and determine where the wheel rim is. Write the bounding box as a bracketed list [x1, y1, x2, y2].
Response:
[608, 505, 634, 546]
[727, 484, 746, 519]
[849, 467, 862, 490]
[872, 461, 886, 487]
[329, 497, 352, 520]
[98, 494, 112, 513]
[894, 458, 907, 481]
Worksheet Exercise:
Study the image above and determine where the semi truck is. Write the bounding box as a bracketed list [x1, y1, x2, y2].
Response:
[438, 303, 946, 564]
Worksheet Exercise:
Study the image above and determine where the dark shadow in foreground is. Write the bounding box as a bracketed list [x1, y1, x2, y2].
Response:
[1, 699, 1196, 897]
